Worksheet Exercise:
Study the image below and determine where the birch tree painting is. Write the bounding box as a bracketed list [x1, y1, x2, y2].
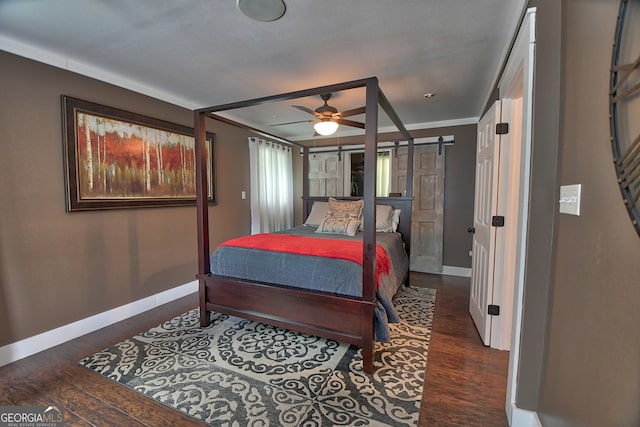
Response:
[74, 111, 211, 201]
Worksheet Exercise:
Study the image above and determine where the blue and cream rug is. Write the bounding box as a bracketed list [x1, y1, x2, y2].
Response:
[79, 286, 436, 426]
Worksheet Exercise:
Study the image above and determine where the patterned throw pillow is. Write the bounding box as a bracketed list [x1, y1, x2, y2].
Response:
[327, 197, 364, 221]
[315, 216, 361, 236]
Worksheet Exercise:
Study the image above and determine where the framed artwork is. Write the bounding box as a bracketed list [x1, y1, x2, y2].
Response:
[62, 96, 215, 211]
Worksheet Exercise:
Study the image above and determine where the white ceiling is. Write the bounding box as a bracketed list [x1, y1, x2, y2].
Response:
[0, 0, 526, 141]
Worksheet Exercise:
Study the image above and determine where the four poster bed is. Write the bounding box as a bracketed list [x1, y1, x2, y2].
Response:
[193, 77, 415, 373]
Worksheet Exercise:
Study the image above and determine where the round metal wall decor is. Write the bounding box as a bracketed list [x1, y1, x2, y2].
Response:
[610, 0, 640, 236]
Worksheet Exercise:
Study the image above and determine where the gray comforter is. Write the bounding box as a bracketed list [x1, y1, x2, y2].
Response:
[209, 225, 409, 342]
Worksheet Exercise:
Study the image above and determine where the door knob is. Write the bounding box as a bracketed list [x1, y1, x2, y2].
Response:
[467, 227, 475, 233]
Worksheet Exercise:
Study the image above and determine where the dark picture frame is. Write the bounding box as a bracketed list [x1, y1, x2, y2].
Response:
[62, 96, 215, 211]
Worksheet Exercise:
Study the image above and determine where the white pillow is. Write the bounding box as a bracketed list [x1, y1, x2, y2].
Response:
[359, 204, 395, 232]
[390, 209, 401, 232]
[304, 201, 330, 226]
[316, 216, 361, 236]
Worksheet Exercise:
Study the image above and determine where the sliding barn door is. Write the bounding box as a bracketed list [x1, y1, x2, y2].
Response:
[391, 147, 409, 196]
[308, 152, 343, 196]
[392, 145, 444, 273]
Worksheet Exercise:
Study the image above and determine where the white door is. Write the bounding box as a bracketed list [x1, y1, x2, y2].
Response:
[490, 94, 523, 351]
[470, 101, 501, 346]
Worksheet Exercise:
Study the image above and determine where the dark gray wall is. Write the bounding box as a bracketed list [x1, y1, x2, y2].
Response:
[0, 51, 254, 346]
[534, 1, 640, 426]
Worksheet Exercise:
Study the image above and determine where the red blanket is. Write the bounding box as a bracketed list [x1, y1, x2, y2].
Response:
[219, 233, 390, 286]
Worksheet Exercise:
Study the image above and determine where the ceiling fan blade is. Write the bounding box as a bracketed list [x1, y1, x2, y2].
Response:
[339, 106, 366, 118]
[270, 119, 313, 127]
[335, 118, 365, 129]
[292, 105, 318, 116]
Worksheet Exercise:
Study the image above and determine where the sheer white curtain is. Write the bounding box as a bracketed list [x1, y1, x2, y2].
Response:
[248, 137, 293, 234]
[376, 152, 390, 197]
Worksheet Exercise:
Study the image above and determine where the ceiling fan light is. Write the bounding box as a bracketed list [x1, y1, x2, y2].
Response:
[314, 120, 339, 136]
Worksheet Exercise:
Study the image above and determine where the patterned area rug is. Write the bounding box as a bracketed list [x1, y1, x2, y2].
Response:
[79, 286, 436, 426]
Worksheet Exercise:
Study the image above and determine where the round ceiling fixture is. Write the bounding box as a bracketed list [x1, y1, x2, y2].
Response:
[237, 0, 286, 22]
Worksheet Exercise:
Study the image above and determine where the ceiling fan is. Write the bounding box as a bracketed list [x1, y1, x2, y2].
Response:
[271, 93, 365, 135]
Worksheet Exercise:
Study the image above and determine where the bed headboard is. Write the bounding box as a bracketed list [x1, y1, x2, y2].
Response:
[302, 196, 413, 258]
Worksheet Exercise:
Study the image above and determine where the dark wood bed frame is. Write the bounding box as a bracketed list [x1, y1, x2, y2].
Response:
[193, 77, 415, 373]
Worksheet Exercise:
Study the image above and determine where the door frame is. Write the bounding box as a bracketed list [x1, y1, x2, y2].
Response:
[501, 8, 536, 425]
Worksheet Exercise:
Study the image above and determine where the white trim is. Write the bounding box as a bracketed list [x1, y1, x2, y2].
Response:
[0, 281, 198, 367]
[403, 117, 479, 131]
[511, 404, 542, 427]
[409, 266, 471, 277]
[504, 7, 536, 425]
[441, 265, 472, 277]
[0, 34, 199, 110]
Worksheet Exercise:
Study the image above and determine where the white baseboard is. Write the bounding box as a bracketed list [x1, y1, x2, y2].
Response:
[0, 280, 198, 368]
[511, 404, 543, 427]
[441, 265, 472, 277]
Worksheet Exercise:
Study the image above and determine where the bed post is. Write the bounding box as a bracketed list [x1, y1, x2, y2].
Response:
[404, 135, 414, 287]
[194, 110, 211, 327]
[378, 82, 415, 287]
[361, 77, 379, 373]
[302, 146, 310, 218]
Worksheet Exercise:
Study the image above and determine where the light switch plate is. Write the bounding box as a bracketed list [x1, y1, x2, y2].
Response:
[559, 184, 582, 216]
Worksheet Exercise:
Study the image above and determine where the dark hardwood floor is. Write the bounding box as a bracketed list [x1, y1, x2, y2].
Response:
[0, 272, 509, 426]
[413, 273, 510, 426]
